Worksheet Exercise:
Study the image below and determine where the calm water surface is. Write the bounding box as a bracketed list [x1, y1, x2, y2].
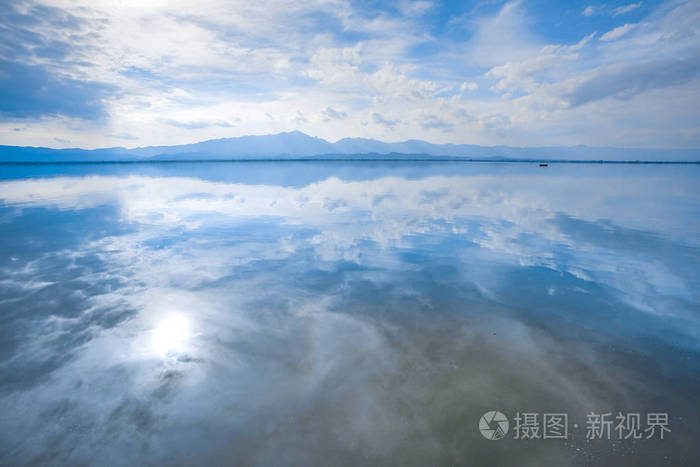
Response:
[0, 162, 698, 466]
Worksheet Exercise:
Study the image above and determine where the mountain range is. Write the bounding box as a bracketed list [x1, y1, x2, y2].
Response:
[1, 131, 699, 162]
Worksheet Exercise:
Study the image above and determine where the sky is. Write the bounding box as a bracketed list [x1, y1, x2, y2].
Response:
[0, 0, 699, 149]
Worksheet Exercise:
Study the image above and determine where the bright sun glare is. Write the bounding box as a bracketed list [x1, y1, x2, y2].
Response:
[152, 313, 190, 356]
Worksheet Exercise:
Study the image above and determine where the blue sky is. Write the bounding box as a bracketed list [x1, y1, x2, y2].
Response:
[0, 0, 698, 148]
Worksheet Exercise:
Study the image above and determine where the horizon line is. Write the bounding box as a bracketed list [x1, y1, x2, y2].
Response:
[2, 158, 699, 165]
[2, 130, 700, 153]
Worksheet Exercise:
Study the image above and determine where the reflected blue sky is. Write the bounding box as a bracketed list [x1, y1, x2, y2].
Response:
[0, 163, 698, 465]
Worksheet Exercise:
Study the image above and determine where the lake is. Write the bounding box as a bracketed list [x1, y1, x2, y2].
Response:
[0, 162, 698, 466]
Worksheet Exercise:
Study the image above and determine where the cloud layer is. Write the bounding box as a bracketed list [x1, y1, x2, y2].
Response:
[0, 0, 698, 148]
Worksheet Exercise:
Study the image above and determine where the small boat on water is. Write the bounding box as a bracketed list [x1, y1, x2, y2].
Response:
[539, 163, 548, 167]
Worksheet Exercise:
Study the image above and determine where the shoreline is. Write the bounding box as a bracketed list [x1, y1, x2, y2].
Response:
[2, 159, 700, 165]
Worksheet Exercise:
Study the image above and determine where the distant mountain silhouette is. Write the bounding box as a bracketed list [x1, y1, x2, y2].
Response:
[1, 131, 698, 162]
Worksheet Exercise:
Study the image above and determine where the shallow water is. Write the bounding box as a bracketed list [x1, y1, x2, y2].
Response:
[0, 162, 698, 466]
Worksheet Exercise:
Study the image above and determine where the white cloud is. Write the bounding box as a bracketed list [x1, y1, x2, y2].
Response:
[486, 50, 577, 94]
[1, 0, 699, 148]
[106, 132, 139, 140]
[614, 3, 642, 16]
[398, 1, 433, 16]
[600, 23, 636, 41]
[583, 6, 595, 16]
[158, 118, 236, 130]
[466, 1, 543, 68]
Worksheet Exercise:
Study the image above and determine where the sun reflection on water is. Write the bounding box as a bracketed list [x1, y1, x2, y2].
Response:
[152, 313, 191, 357]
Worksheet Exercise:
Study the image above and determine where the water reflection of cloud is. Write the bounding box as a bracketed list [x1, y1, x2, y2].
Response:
[0, 169, 699, 465]
[1, 172, 696, 318]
